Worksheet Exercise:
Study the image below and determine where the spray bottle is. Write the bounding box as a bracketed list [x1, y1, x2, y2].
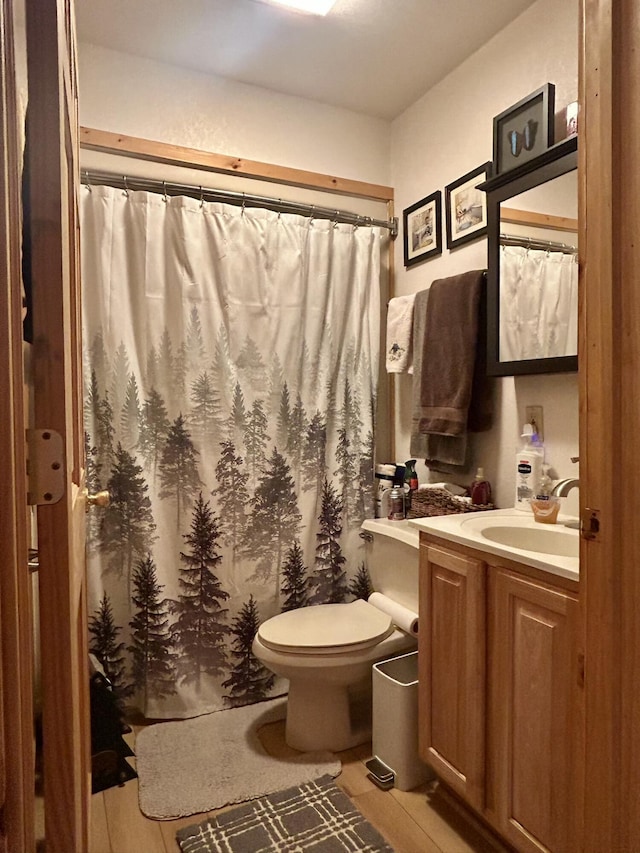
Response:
[404, 459, 418, 512]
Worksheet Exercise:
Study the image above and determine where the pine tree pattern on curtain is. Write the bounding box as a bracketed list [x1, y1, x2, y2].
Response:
[81, 185, 381, 719]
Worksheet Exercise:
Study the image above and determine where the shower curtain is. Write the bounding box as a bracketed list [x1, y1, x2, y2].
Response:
[81, 184, 381, 719]
[499, 244, 578, 361]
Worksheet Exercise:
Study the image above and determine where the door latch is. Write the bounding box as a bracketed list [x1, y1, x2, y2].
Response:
[580, 507, 600, 541]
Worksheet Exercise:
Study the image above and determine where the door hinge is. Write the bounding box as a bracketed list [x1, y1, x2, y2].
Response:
[580, 507, 600, 541]
[26, 429, 65, 506]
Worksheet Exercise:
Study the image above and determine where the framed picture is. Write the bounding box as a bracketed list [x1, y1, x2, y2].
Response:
[403, 191, 442, 267]
[445, 163, 490, 249]
[492, 83, 555, 175]
[565, 100, 578, 138]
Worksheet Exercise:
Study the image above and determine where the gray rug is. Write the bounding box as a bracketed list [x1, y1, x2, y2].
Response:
[136, 698, 341, 819]
[176, 775, 394, 852]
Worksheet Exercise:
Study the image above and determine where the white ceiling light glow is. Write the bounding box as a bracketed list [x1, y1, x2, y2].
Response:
[260, 0, 338, 15]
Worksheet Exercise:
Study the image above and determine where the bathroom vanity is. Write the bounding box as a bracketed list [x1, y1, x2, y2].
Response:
[411, 510, 580, 853]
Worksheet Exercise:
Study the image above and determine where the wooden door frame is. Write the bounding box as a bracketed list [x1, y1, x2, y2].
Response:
[26, 0, 90, 850]
[0, 0, 35, 851]
[579, 0, 640, 848]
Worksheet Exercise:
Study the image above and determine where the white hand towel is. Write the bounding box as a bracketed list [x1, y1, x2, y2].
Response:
[385, 294, 416, 374]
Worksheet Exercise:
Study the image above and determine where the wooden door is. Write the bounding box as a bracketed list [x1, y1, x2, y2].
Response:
[418, 540, 486, 809]
[0, 1, 36, 851]
[25, 1, 90, 851]
[489, 568, 579, 853]
[579, 1, 640, 848]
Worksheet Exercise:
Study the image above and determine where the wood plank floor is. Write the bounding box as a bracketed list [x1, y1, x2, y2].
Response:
[78, 715, 509, 853]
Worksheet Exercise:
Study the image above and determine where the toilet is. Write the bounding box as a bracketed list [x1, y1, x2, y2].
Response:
[252, 518, 419, 752]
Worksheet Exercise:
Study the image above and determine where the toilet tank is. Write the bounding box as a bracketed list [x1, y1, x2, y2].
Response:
[361, 518, 419, 612]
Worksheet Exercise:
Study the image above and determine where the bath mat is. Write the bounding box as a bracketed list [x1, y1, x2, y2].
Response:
[136, 698, 341, 819]
[176, 774, 394, 853]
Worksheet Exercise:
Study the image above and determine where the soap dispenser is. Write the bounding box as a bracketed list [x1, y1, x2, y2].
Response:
[515, 424, 544, 509]
[530, 464, 561, 523]
[536, 464, 553, 498]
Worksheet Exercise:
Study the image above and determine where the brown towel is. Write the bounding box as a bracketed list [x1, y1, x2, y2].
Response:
[409, 287, 431, 459]
[417, 270, 486, 437]
[425, 432, 469, 471]
[410, 286, 470, 468]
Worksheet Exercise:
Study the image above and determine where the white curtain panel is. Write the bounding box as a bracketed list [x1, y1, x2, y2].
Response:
[499, 244, 578, 362]
[81, 184, 381, 718]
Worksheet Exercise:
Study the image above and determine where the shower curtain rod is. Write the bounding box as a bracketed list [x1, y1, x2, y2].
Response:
[81, 170, 399, 237]
[500, 233, 577, 255]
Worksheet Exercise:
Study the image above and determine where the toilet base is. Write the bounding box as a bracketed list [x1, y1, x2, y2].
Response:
[252, 628, 417, 753]
[285, 678, 372, 753]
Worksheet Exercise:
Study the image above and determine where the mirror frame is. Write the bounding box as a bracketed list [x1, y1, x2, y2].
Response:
[481, 135, 578, 376]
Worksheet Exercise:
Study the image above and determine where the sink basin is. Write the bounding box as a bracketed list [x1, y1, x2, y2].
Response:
[473, 524, 579, 558]
[410, 509, 580, 580]
[457, 512, 580, 559]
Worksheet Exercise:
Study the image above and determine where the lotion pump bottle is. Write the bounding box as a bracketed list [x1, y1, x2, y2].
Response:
[515, 424, 544, 510]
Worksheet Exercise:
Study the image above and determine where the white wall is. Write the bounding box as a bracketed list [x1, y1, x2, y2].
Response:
[390, 0, 579, 513]
[78, 43, 391, 187]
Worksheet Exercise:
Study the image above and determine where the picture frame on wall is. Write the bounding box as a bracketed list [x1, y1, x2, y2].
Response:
[403, 191, 442, 267]
[565, 100, 578, 137]
[445, 162, 490, 249]
[492, 83, 555, 175]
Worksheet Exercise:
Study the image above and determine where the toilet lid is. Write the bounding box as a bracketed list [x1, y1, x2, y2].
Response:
[257, 600, 393, 655]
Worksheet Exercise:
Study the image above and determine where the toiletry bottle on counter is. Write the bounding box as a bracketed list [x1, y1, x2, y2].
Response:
[387, 483, 406, 521]
[375, 464, 397, 517]
[404, 459, 418, 511]
[470, 467, 492, 505]
[515, 424, 544, 509]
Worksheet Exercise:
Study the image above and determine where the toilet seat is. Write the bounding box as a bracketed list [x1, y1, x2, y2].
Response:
[257, 600, 393, 655]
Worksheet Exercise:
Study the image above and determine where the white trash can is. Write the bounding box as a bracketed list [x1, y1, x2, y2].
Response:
[366, 650, 433, 791]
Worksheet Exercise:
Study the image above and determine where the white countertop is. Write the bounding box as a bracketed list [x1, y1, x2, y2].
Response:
[361, 517, 419, 549]
[409, 508, 580, 582]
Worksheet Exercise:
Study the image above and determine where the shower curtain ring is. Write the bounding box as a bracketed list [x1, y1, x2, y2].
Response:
[277, 199, 282, 220]
[84, 170, 92, 192]
[122, 175, 129, 198]
[162, 181, 168, 203]
[333, 210, 339, 228]
[199, 186, 204, 209]
[241, 193, 246, 216]
[309, 205, 315, 226]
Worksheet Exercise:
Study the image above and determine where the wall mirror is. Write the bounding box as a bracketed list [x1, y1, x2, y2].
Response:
[482, 136, 578, 376]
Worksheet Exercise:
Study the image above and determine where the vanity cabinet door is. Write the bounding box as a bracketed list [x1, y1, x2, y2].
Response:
[418, 543, 486, 810]
[489, 568, 579, 853]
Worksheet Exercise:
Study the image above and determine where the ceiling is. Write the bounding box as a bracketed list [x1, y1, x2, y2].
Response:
[75, 0, 536, 121]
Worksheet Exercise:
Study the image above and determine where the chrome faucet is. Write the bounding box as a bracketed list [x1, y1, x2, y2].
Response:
[551, 478, 579, 497]
[551, 456, 579, 497]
